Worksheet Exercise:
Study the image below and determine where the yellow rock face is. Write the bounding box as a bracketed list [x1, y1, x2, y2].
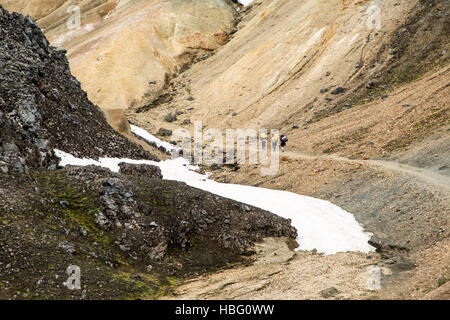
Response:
[1, 0, 67, 20]
[1, 0, 236, 111]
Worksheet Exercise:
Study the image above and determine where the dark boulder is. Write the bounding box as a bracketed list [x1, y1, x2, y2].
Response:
[158, 128, 173, 137]
[331, 87, 345, 95]
[118, 163, 163, 179]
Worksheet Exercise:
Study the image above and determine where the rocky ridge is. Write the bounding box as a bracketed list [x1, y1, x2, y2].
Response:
[0, 6, 156, 174]
[0, 6, 297, 299]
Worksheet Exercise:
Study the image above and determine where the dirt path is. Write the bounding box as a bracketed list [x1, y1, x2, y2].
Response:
[160, 151, 449, 300]
[280, 151, 450, 193]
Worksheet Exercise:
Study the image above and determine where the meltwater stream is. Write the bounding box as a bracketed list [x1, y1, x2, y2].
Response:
[54, 125, 375, 255]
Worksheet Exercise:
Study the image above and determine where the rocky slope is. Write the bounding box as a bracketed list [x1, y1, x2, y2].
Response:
[128, 0, 448, 134]
[2, 0, 448, 300]
[0, 6, 296, 299]
[1, 0, 238, 114]
[0, 7, 154, 174]
[135, 0, 448, 299]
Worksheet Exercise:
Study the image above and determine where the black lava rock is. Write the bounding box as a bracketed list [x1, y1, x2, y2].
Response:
[0, 6, 156, 173]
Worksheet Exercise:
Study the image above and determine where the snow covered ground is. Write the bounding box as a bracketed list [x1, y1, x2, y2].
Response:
[130, 124, 179, 154]
[238, 0, 254, 6]
[54, 126, 375, 255]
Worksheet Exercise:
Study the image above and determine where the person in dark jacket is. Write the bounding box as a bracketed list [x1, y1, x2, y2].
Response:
[280, 135, 288, 152]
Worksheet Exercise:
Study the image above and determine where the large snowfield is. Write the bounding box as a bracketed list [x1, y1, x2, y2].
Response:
[54, 126, 375, 255]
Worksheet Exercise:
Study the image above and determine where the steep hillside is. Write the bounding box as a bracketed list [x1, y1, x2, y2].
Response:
[1, 0, 238, 113]
[0, 7, 154, 174]
[0, 6, 296, 299]
[2, 0, 449, 300]
[126, 0, 449, 299]
[128, 0, 448, 136]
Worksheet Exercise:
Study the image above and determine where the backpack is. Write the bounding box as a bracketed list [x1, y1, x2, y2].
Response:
[272, 134, 279, 142]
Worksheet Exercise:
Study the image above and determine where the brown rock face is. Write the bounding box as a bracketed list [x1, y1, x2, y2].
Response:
[1, 0, 237, 112]
[0, 6, 155, 174]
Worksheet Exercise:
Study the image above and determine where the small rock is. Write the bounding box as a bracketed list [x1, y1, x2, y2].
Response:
[331, 87, 345, 95]
[320, 287, 340, 298]
[158, 128, 172, 137]
[164, 113, 177, 123]
[59, 201, 70, 208]
[385, 259, 395, 265]
[68, 103, 77, 111]
[119, 244, 130, 251]
[0, 161, 9, 174]
[58, 241, 76, 254]
[210, 164, 220, 171]
[131, 274, 143, 281]
[95, 211, 111, 229]
[80, 228, 88, 237]
[437, 277, 448, 287]
[366, 81, 376, 89]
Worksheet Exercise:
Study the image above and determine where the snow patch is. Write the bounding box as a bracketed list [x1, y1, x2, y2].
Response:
[238, 0, 254, 6]
[54, 127, 375, 255]
[130, 124, 179, 154]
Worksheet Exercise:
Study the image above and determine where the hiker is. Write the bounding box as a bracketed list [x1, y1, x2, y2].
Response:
[271, 133, 279, 151]
[280, 134, 288, 152]
[260, 132, 267, 150]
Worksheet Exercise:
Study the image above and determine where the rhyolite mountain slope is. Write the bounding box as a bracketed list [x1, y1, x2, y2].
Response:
[0, 6, 296, 299]
[1, 0, 238, 113]
[2, 0, 449, 299]
[129, 0, 448, 299]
